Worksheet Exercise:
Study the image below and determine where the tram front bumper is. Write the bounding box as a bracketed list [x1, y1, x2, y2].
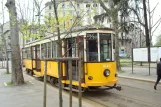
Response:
[86, 79, 118, 87]
[87, 84, 122, 91]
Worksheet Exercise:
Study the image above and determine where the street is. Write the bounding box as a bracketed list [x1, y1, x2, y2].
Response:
[1, 68, 161, 107]
[83, 78, 161, 107]
[1, 61, 161, 107]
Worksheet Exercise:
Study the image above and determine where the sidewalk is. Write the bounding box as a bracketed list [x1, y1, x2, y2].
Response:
[0, 69, 99, 107]
[118, 67, 160, 83]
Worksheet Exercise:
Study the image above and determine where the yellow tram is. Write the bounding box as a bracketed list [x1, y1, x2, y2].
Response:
[22, 27, 121, 91]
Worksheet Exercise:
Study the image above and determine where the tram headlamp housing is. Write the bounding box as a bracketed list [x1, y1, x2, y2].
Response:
[104, 69, 110, 77]
[88, 76, 93, 80]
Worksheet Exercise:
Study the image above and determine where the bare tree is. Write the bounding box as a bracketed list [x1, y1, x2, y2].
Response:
[147, 0, 161, 45]
[5, 0, 24, 85]
[96, 0, 131, 71]
[0, 1, 9, 73]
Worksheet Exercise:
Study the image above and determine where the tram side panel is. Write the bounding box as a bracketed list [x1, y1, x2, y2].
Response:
[84, 62, 117, 87]
[46, 61, 59, 78]
[24, 59, 32, 70]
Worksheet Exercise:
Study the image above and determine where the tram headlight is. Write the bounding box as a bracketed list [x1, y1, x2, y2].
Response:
[104, 69, 110, 77]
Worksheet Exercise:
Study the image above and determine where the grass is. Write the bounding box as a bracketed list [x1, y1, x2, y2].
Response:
[4, 81, 33, 86]
[3, 72, 11, 75]
[120, 58, 156, 67]
[5, 82, 12, 86]
[118, 70, 125, 74]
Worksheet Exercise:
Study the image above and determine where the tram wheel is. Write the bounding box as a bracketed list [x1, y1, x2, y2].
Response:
[54, 79, 59, 87]
[50, 78, 55, 85]
[29, 70, 33, 76]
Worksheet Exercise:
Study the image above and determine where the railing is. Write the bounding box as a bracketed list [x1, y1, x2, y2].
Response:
[43, 57, 82, 107]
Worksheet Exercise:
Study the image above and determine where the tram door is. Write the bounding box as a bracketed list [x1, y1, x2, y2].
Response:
[86, 33, 98, 62]
[31, 45, 41, 71]
[66, 38, 78, 81]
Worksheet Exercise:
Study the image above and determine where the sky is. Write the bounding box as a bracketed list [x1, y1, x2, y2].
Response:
[149, 0, 161, 44]
[0, 0, 161, 44]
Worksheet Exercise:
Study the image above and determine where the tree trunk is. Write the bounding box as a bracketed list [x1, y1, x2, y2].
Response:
[6, 0, 24, 85]
[113, 9, 121, 71]
[52, 0, 63, 106]
[114, 23, 121, 71]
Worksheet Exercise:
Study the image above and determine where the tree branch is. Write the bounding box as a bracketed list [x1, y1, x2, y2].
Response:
[152, 19, 161, 36]
[128, 7, 145, 27]
[151, 17, 161, 28]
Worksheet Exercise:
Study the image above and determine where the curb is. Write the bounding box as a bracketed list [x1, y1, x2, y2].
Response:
[118, 75, 161, 84]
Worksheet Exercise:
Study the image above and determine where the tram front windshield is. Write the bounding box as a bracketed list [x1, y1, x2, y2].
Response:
[86, 33, 112, 62]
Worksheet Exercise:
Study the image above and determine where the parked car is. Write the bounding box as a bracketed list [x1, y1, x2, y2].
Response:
[119, 51, 127, 58]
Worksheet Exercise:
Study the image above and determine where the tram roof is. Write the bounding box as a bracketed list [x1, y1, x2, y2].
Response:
[24, 26, 114, 47]
[43, 26, 114, 38]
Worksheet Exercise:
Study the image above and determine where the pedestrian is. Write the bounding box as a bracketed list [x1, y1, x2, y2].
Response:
[154, 58, 161, 90]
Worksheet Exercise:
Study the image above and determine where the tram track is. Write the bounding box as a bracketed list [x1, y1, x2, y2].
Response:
[25, 73, 161, 107]
[83, 90, 160, 107]
[24, 73, 105, 107]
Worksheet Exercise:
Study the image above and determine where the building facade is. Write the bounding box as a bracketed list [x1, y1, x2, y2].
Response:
[24, 0, 145, 57]
[0, 22, 25, 60]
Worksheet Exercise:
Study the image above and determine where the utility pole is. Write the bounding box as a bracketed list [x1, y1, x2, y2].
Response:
[143, 0, 151, 75]
[140, 26, 143, 66]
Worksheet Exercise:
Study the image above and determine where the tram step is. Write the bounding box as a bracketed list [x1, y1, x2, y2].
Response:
[63, 87, 84, 93]
[33, 75, 42, 78]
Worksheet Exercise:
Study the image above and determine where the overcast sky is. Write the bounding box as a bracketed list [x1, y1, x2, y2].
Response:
[0, 0, 160, 43]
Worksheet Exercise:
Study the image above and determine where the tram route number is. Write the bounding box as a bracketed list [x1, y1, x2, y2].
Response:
[103, 64, 110, 68]
[86, 34, 97, 40]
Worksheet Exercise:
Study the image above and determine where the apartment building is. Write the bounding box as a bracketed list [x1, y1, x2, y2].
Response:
[0, 22, 25, 60]
[24, 0, 144, 57]
[45, 0, 111, 28]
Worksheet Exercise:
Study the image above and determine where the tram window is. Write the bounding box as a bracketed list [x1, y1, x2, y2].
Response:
[52, 41, 57, 58]
[47, 42, 51, 58]
[41, 44, 47, 59]
[27, 47, 31, 59]
[37, 45, 40, 59]
[23, 48, 27, 58]
[32, 47, 36, 59]
[67, 38, 77, 57]
[86, 33, 98, 62]
[100, 33, 112, 61]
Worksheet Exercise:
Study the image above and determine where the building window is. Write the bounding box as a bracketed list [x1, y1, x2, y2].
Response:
[62, 3, 65, 8]
[49, 5, 51, 9]
[93, 4, 97, 7]
[70, 11, 73, 16]
[8, 36, 11, 39]
[69, 2, 72, 8]
[86, 4, 90, 8]
[63, 12, 65, 16]
[70, 19, 72, 24]
[49, 13, 51, 17]
[77, 4, 80, 7]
